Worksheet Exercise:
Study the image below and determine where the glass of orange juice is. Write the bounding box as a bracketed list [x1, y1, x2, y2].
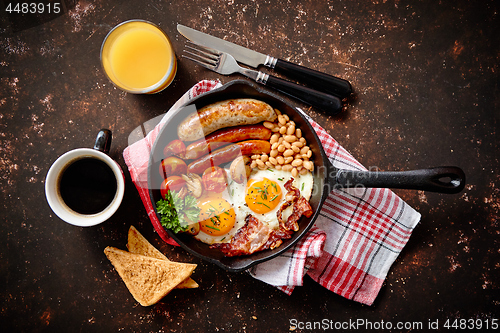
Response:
[100, 20, 177, 94]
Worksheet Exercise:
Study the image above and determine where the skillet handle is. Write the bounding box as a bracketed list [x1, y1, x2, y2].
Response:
[335, 166, 466, 194]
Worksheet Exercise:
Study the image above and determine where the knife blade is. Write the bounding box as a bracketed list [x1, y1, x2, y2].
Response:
[177, 24, 352, 99]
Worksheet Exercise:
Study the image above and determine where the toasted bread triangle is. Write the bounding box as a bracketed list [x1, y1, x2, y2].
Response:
[126, 226, 198, 289]
[127, 225, 169, 260]
[104, 246, 196, 306]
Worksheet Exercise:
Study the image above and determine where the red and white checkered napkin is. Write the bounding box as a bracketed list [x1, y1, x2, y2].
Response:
[123, 80, 421, 306]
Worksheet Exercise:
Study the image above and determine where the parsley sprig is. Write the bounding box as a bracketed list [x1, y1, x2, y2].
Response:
[156, 191, 200, 234]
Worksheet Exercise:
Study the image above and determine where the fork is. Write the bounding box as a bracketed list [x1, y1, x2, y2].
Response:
[183, 42, 343, 115]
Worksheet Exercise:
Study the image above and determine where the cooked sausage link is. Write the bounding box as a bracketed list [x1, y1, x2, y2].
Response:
[177, 99, 277, 141]
[184, 124, 272, 160]
[187, 140, 271, 174]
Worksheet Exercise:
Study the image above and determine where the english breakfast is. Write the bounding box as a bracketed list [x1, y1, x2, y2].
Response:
[155, 98, 314, 257]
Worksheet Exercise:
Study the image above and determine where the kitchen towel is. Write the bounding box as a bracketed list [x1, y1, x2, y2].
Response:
[123, 80, 421, 306]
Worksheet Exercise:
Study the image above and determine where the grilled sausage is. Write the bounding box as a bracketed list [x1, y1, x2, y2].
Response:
[177, 99, 277, 141]
[187, 140, 271, 174]
[184, 124, 272, 160]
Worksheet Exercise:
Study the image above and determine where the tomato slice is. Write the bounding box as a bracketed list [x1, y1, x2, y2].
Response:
[159, 156, 187, 179]
[160, 176, 186, 199]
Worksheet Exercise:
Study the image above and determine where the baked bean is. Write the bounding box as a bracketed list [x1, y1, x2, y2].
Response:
[250, 160, 257, 169]
[261, 112, 313, 175]
[274, 108, 281, 116]
[263, 121, 275, 129]
[278, 115, 286, 125]
[270, 133, 280, 144]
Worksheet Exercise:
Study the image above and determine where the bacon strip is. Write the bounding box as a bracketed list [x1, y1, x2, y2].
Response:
[278, 180, 313, 232]
[210, 215, 279, 256]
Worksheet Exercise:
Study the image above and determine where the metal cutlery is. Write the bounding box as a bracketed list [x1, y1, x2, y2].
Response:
[177, 24, 352, 99]
[183, 42, 343, 114]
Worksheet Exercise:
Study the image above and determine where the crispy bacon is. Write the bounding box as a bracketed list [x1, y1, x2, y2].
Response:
[284, 179, 300, 196]
[211, 215, 295, 256]
[210, 215, 284, 256]
[211, 178, 314, 257]
[278, 180, 313, 232]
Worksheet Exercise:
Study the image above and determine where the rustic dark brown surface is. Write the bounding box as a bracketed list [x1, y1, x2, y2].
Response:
[1, 0, 498, 331]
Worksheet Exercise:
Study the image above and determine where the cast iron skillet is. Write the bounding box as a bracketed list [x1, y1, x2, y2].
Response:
[147, 80, 465, 272]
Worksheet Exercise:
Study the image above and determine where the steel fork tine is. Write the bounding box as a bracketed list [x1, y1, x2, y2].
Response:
[184, 46, 219, 63]
[182, 42, 223, 71]
[183, 49, 218, 66]
[182, 53, 217, 71]
[185, 41, 221, 57]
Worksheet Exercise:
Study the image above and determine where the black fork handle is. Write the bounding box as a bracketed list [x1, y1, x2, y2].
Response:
[272, 58, 352, 99]
[264, 75, 343, 115]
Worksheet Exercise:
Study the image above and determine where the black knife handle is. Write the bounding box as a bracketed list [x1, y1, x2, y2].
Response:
[264, 75, 343, 115]
[273, 59, 352, 99]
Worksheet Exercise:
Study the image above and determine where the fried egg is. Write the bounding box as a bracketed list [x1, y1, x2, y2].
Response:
[193, 194, 245, 244]
[232, 169, 313, 230]
[193, 168, 313, 245]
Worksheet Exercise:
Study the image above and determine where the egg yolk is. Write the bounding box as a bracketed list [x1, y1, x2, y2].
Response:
[245, 178, 282, 214]
[197, 196, 236, 236]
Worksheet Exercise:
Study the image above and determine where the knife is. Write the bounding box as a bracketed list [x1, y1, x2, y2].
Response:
[177, 24, 352, 99]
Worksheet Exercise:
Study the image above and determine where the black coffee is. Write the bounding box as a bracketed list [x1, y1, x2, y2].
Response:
[59, 157, 117, 214]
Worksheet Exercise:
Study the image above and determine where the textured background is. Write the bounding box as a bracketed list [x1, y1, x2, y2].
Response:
[1, 0, 498, 331]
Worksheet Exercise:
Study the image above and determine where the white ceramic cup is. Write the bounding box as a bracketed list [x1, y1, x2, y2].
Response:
[45, 130, 125, 227]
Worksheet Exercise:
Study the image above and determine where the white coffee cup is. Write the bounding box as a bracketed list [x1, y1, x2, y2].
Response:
[45, 129, 125, 227]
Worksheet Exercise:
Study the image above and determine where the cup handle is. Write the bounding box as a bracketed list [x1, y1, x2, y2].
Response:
[94, 129, 112, 154]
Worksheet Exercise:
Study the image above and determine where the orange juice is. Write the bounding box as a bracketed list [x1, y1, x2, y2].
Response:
[101, 20, 177, 94]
